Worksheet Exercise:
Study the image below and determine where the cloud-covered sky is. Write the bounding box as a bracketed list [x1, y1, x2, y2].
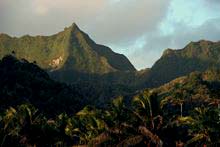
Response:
[0, 0, 220, 69]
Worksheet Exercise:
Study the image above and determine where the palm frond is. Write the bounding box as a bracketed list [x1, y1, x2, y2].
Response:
[88, 132, 110, 147]
[177, 116, 196, 125]
[139, 126, 163, 146]
[186, 133, 208, 145]
[116, 135, 143, 147]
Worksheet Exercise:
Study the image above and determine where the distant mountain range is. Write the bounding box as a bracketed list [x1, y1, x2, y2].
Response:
[1, 23, 220, 89]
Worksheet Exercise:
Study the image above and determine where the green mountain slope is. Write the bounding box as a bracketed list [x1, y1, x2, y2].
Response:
[0, 23, 135, 74]
[0, 55, 84, 116]
[0, 55, 137, 115]
[1, 23, 220, 90]
[146, 40, 220, 87]
[1, 57, 220, 147]
[152, 69, 220, 117]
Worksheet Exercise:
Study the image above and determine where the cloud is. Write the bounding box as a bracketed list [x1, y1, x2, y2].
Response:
[126, 0, 220, 69]
[0, 0, 171, 68]
[0, 0, 108, 36]
[86, 0, 170, 46]
[130, 18, 220, 69]
[32, 0, 107, 16]
[0, 0, 220, 70]
[0, 0, 170, 44]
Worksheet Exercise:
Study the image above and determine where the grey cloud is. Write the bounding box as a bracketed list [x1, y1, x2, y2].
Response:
[0, 0, 219, 70]
[0, 0, 107, 36]
[86, 0, 171, 46]
[130, 18, 220, 69]
[0, 0, 171, 69]
[0, 0, 171, 44]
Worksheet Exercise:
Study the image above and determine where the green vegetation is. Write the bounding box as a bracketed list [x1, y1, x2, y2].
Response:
[50, 39, 220, 89]
[1, 55, 220, 146]
[0, 55, 85, 116]
[0, 23, 135, 74]
[148, 40, 220, 87]
[1, 89, 219, 146]
[2, 23, 220, 90]
[0, 55, 137, 113]
[1, 23, 220, 146]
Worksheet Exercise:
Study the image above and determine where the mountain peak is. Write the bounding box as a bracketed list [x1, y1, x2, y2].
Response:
[0, 23, 136, 77]
[70, 22, 80, 30]
[63, 22, 81, 34]
[148, 39, 220, 87]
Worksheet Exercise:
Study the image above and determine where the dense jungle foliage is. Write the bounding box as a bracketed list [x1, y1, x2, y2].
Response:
[0, 55, 220, 147]
[1, 24, 220, 147]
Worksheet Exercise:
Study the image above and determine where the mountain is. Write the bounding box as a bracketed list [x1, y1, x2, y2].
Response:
[153, 68, 220, 114]
[0, 23, 135, 75]
[0, 55, 87, 116]
[0, 55, 137, 115]
[1, 23, 220, 90]
[1, 25, 220, 146]
[145, 40, 220, 87]
[51, 39, 220, 88]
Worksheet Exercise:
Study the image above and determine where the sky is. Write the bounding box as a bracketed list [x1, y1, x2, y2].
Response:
[0, 0, 220, 69]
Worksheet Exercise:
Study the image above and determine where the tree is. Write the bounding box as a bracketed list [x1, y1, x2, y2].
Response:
[75, 106, 106, 145]
[132, 90, 163, 146]
[132, 90, 154, 128]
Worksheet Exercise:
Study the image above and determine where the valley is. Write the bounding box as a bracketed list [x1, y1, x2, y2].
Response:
[0, 23, 220, 146]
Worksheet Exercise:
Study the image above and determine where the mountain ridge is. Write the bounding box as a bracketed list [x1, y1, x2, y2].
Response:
[146, 39, 220, 87]
[0, 23, 135, 75]
[1, 23, 220, 90]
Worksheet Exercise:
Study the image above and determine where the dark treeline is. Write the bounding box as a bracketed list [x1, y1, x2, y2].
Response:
[0, 55, 220, 146]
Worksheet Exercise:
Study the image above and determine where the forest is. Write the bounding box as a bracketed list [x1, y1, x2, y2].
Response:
[1, 22, 220, 147]
[0, 55, 220, 147]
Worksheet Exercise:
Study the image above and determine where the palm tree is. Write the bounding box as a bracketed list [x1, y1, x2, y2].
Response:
[131, 90, 163, 146]
[74, 95, 163, 147]
[85, 96, 135, 146]
[174, 105, 219, 145]
[172, 89, 186, 117]
[1, 104, 39, 146]
[1, 107, 18, 147]
[75, 106, 106, 145]
[184, 107, 211, 146]
[160, 89, 185, 118]
[176, 99, 184, 117]
[132, 90, 154, 129]
[0, 104, 57, 146]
